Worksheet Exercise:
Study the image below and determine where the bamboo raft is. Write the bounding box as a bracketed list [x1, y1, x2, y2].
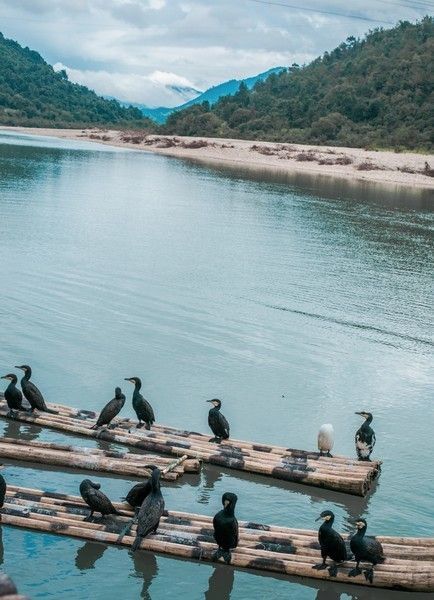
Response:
[0, 437, 199, 480]
[2, 485, 434, 592]
[0, 400, 381, 496]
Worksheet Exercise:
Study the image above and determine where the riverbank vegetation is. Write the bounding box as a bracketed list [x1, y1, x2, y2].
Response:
[0, 33, 154, 129]
[163, 18, 434, 151]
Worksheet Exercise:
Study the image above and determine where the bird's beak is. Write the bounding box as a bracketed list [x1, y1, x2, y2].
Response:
[15, 366, 24, 370]
[206, 400, 213, 403]
[315, 516, 323, 522]
[1, 375, 9, 380]
[355, 412, 362, 415]
[124, 378, 133, 382]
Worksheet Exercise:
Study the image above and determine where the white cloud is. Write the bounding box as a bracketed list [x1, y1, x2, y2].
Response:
[53, 62, 201, 106]
[0, 0, 428, 106]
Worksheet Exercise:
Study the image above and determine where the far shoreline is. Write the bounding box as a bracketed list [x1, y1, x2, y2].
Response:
[1, 126, 433, 192]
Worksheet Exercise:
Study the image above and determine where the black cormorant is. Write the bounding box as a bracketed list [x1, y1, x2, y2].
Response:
[355, 412, 376, 461]
[312, 510, 348, 577]
[349, 518, 384, 583]
[0, 474, 6, 508]
[91, 387, 125, 430]
[15, 365, 58, 414]
[123, 466, 159, 510]
[124, 377, 155, 430]
[79, 479, 120, 520]
[1, 374, 24, 416]
[207, 399, 230, 443]
[132, 465, 164, 551]
[212, 492, 238, 564]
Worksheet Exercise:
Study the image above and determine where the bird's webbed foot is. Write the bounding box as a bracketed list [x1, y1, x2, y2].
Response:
[326, 452, 333, 458]
[136, 422, 144, 429]
[208, 437, 217, 443]
[364, 568, 374, 583]
[84, 513, 94, 522]
[145, 423, 151, 430]
[312, 562, 328, 570]
[348, 566, 362, 578]
[212, 548, 231, 564]
[6, 410, 16, 419]
[328, 563, 338, 577]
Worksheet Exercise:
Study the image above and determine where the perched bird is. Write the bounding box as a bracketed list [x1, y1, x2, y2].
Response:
[207, 399, 230, 443]
[0, 474, 6, 508]
[312, 510, 348, 577]
[1, 373, 24, 416]
[349, 518, 384, 583]
[132, 466, 164, 551]
[317, 424, 334, 457]
[91, 387, 125, 430]
[124, 377, 155, 430]
[123, 466, 159, 511]
[213, 492, 239, 564]
[15, 365, 58, 414]
[355, 412, 376, 461]
[79, 479, 120, 521]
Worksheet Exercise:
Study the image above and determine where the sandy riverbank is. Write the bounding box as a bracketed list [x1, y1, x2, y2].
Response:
[2, 126, 434, 190]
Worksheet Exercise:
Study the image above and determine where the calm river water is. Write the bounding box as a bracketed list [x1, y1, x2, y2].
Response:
[0, 131, 433, 600]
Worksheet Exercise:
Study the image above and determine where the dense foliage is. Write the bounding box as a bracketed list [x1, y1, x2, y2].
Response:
[0, 32, 153, 128]
[163, 19, 434, 150]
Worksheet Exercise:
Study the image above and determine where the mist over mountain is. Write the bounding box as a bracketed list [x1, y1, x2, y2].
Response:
[130, 67, 285, 124]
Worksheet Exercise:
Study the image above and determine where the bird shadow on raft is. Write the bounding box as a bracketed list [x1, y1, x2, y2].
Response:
[196, 464, 378, 531]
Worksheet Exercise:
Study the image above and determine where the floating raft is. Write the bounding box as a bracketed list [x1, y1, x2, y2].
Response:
[0, 437, 199, 480]
[0, 400, 380, 495]
[2, 485, 434, 592]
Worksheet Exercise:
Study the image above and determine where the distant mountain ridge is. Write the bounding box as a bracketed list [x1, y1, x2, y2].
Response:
[0, 32, 151, 128]
[134, 67, 286, 123]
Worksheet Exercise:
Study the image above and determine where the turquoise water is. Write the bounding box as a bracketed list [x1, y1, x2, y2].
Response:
[0, 131, 433, 599]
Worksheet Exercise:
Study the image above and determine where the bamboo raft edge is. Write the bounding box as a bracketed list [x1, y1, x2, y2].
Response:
[1, 486, 433, 592]
[0, 437, 200, 480]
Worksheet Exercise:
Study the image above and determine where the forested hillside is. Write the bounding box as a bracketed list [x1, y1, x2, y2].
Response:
[163, 18, 434, 150]
[0, 33, 153, 128]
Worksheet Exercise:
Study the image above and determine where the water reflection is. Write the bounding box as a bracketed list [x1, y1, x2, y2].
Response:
[75, 541, 107, 570]
[131, 551, 158, 599]
[197, 466, 224, 504]
[204, 565, 234, 600]
[1, 419, 42, 442]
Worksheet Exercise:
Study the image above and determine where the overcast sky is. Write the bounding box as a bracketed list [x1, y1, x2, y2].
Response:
[0, 0, 430, 106]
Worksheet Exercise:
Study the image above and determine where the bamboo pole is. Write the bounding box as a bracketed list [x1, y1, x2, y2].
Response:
[0, 439, 198, 480]
[0, 401, 379, 495]
[1, 486, 434, 592]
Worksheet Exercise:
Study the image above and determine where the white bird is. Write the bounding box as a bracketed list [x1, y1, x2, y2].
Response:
[317, 424, 334, 457]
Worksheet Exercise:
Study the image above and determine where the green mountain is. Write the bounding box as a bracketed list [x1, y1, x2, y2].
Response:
[0, 32, 152, 128]
[137, 67, 285, 123]
[163, 18, 434, 150]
